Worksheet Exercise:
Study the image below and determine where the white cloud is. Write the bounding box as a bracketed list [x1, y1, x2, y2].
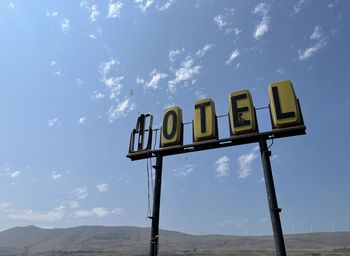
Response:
[168, 56, 201, 92]
[9, 171, 20, 178]
[169, 48, 184, 62]
[51, 171, 61, 180]
[53, 70, 61, 76]
[173, 164, 195, 178]
[252, 3, 270, 40]
[97, 183, 108, 192]
[328, 0, 338, 9]
[108, 98, 136, 123]
[195, 90, 208, 99]
[50, 60, 57, 67]
[61, 18, 70, 33]
[213, 8, 236, 34]
[77, 116, 87, 125]
[214, 156, 230, 178]
[298, 41, 325, 60]
[0, 202, 11, 210]
[213, 15, 226, 30]
[46, 11, 59, 17]
[48, 118, 59, 127]
[254, 16, 270, 40]
[89, 5, 101, 22]
[135, 0, 154, 12]
[156, 0, 176, 11]
[237, 146, 259, 179]
[196, 44, 214, 58]
[74, 207, 122, 218]
[7, 2, 15, 10]
[292, 0, 306, 15]
[91, 91, 105, 100]
[140, 69, 168, 90]
[71, 186, 88, 199]
[69, 201, 79, 209]
[298, 26, 327, 61]
[10, 205, 65, 222]
[99, 58, 119, 76]
[136, 77, 145, 84]
[218, 219, 233, 228]
[108, 1, 123, 18]
[225, 49, 240, 65]
[76, 78, 83, 85]
[253, 2, 270, 16]
[98, 58, 123, 99]
[276, 68, 285, 74]
[310, 26, 323, 40]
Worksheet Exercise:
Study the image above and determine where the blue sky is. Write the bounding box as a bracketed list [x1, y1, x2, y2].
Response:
[0, 0, 349, 236]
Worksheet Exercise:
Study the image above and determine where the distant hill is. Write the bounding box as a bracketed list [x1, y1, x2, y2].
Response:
[0, 225, 350, 255]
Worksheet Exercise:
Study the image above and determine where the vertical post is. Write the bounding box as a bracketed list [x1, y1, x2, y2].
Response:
[259, 139, 287, 256]
[149, 155, 163, 256]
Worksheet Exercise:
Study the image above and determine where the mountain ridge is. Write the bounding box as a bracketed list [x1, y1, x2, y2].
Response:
[0, 225, 349, 256]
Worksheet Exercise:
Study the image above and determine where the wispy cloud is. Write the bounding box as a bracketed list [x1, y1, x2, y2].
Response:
[97, 183, 108, 192]
[7, 2, 15, 10]
[108, 1, 123, 18]
[71, 186, 88, 199]
[108, 97, 136, 123]
[298, 25, 327, 60]
[69, 201, 79, 209]
[80, 2, 102, 22]
[226, 49, 240, 65]
[135, 0, 154, 12]
[51, 171, 61, 180]
[99, 58, 123, 99]
[276, 68, 285, 74]
[91, 91, 105, 100]
[173, 164, 195, 178]
[138, 69, 168, 90]
[9, 171, 20, 178]
[237, 146, 259, 179]
[214, 156, 230, 178]
[291, 0, 306, 15]
[196, 44, 214, 58]
[76, 78, 83, 85]
[10, 205, 65, 222]
[168, 56, 201, 92]
[89, 5, 101, 22]
[74, 207, 122, 218]
[156, 0, 176, 11]
[169, 48, 185, 62]
[48, 118, 60, 127]
[46, 11, 59, 17]
[77, 116, 87, 125]
[0, 202, 11, 210]
[213, 8, 238, 35]
[61, 18, 70, 33]
[310, 25, 322, 40]
[252, 3, 271, 40]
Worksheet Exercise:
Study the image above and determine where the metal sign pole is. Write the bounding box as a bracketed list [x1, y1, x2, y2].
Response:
[149, 155, 163, 256]
[259, 139, 287, 256]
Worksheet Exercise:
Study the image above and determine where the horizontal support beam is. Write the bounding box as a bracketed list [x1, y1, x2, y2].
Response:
[127, 125, 306, 161]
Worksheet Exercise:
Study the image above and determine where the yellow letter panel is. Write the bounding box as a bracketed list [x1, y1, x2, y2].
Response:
[193, 98, 217, 142]
[269, 80, 301, 128]
[160, 106, 183, 147]
[229, 90, 256, 135]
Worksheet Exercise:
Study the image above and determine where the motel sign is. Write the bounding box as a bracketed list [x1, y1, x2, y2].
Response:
[127, 80, 306, 256]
